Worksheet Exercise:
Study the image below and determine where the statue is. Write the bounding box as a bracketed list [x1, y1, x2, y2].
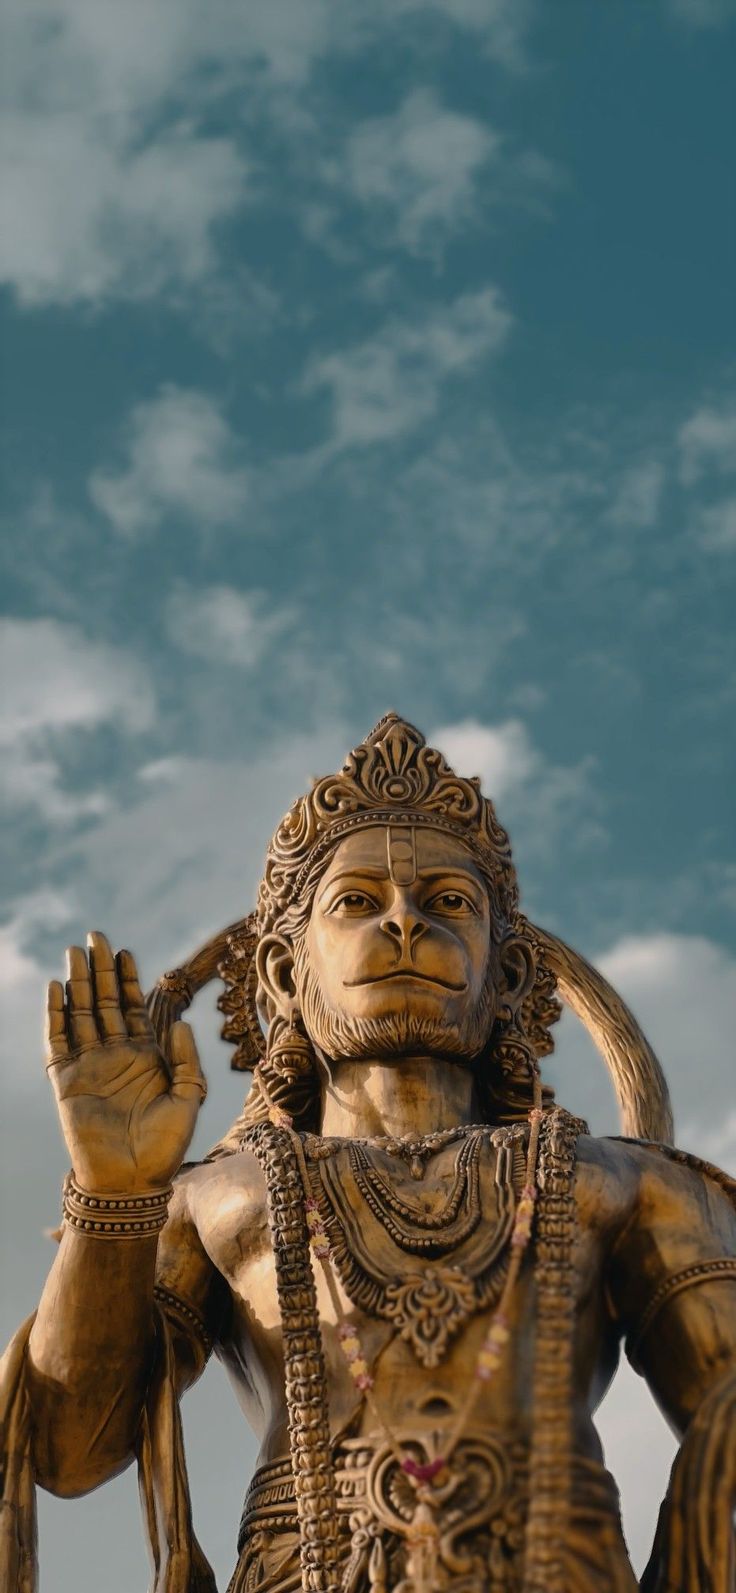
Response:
[2, 713, 735, 1593]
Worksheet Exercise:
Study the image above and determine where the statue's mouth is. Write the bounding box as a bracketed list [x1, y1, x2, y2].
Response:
[345, 970, 467, 992]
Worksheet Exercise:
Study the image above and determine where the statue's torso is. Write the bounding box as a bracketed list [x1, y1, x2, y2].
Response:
[165, 1128, 644, 1590]
[174, 1130, 636, 1468]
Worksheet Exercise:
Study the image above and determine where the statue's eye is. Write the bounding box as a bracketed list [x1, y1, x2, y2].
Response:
[330, 891, 377, 915]
[426, 891, 474, 915]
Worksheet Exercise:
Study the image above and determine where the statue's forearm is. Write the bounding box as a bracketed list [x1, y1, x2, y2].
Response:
[27, 1229, 158, 1496]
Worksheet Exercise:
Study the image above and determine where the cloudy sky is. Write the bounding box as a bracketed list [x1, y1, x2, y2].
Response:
[1, 0, 735, 1586]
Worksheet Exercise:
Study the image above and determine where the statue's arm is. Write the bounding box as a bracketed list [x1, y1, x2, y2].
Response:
[606, 1144, 736, 1435]
[23, 932, 212, 1497]
[26, 1170, 224, 1497]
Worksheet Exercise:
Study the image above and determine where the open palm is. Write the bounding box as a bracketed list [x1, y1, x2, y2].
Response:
[45, 931, 207, 1193]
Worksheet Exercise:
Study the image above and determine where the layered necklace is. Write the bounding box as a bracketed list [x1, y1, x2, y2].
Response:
[257, 1076, 544, 1593]
[303, 1123, 522, 1368]
[348, 1129, 484, 1249]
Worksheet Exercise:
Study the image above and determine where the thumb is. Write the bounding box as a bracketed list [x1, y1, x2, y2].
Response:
[168, 1020, 207, 1105]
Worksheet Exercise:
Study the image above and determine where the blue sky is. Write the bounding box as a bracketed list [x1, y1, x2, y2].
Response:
[1, 1, 735, 1587]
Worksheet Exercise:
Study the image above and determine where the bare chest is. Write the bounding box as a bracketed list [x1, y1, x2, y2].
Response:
[197, 1131, 627, 1446]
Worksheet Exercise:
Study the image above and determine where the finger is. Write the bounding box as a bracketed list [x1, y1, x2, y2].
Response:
[66, 945, 98, 1052]
[45, 980, 70, 1068]
[116, 949, 155, 1041]
[88, 931, 127, 1041]
[169, 1021, 207, 1105]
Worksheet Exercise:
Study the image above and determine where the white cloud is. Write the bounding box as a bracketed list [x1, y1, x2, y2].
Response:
[692, 1109, 736, 1166]
[164, 584, 293, 666]
[137, 757, 190, 786]
[394, 0, 532, 67]
[0, 890, 76, 1087]
[1, 0, 533, 309]
[0, 891, 73, 992]
[665, 0, 736, 26]
[338, 87, 562, 257]
[0, 115, 247, 309]
[606, 459, 664, 529]
[551, 932, 736, 1172]
[302, 289, 512, 450]
[595, 1358, 677, 1575]
[54, 735, 349, 979]
[429, 718, 538, 803]
[697, 493, 736, 551]
[341, 89, 500, 254]
[89, 387, 249, 536]
[429, 716, 602, 866]
[0, 618, 154, 823]
[598, 933, 736, 1166]
[0, 753, 110, 825]
[3, 0, 531, 122]
[0, 0, 314, 308]
[0, 618, 153, 743]
[677, 400, 736, 484]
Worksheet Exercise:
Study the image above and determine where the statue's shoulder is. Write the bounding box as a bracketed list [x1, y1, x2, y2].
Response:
[604, 1135, 734, 1200]
[571, 1132, 643, 1233]
[574, 1129, 734, 1202]
[171, 1143, 268, 1233]
[569, 1131, 735, 1241]
[585, 1137, 736, 1261]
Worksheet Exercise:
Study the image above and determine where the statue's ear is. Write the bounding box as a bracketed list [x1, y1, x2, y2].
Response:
[498, 933, 536, 1015]
[255, 933, 297, 1023]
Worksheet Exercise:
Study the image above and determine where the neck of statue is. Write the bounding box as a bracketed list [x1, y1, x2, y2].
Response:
[318, 1055, 481, 1140]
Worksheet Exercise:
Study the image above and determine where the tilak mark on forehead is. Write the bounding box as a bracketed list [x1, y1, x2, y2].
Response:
[387, 824, 417, 885]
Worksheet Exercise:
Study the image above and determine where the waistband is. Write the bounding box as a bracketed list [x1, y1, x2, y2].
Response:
[237, 1430, 623, 1556]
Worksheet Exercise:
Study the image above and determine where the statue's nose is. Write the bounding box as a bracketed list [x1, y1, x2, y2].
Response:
[379, 909, 428, 955]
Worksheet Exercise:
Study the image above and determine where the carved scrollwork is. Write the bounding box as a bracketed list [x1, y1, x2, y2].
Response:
[216, 915, 263, 1072]
[338, 1431, 528, 1593]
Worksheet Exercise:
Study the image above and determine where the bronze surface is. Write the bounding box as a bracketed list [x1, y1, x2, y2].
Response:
[1, 714, 734, 1593]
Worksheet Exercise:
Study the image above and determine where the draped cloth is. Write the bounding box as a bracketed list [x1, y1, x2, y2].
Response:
[1, 1315, 734, 1591]
[0, 1307, 216, 1593]
[0, 1317, 37, 1593]
[639, 1367, 736, 1593]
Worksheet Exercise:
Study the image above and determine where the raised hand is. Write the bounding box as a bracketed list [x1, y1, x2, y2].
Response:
[45, 932, 207, 1194]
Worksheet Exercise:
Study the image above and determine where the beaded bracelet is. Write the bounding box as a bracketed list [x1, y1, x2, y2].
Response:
[63, 1174, 173, 1238]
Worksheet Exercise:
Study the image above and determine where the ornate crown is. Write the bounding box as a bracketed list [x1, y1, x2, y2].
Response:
[255, 712, 519, 938]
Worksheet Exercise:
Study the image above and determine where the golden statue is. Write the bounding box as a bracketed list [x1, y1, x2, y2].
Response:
[2, 714, 735, 1593]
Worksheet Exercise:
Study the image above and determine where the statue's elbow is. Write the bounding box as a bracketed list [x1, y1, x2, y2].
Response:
[31, 1437, 134, 1498]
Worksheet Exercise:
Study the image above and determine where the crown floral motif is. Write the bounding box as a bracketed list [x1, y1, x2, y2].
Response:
[256, 712, 519, 936]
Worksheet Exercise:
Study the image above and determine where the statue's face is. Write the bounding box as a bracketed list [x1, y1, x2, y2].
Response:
[293, 825, 501, 1063]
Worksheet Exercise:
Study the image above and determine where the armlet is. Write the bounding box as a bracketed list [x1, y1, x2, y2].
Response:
[626, 1257, 736, 1370]
[153, 1283, 214, 1361]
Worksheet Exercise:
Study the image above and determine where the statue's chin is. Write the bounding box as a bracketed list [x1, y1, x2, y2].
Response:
[298, 965, 495, 1067]
[306, 1011, 487, 1066]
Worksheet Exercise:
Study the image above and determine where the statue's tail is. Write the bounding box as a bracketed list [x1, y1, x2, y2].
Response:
[531, 926, 674, 1143]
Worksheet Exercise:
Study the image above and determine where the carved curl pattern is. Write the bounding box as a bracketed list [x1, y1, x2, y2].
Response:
[216, 915, 263, 1071]
[519, 918, 562, 1061]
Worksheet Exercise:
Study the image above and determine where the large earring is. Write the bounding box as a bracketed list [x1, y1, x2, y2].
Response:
[493, 1001, 539, 1085]
[487, 1002, 545, 1126]
[266, 1011, 315, 1081]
